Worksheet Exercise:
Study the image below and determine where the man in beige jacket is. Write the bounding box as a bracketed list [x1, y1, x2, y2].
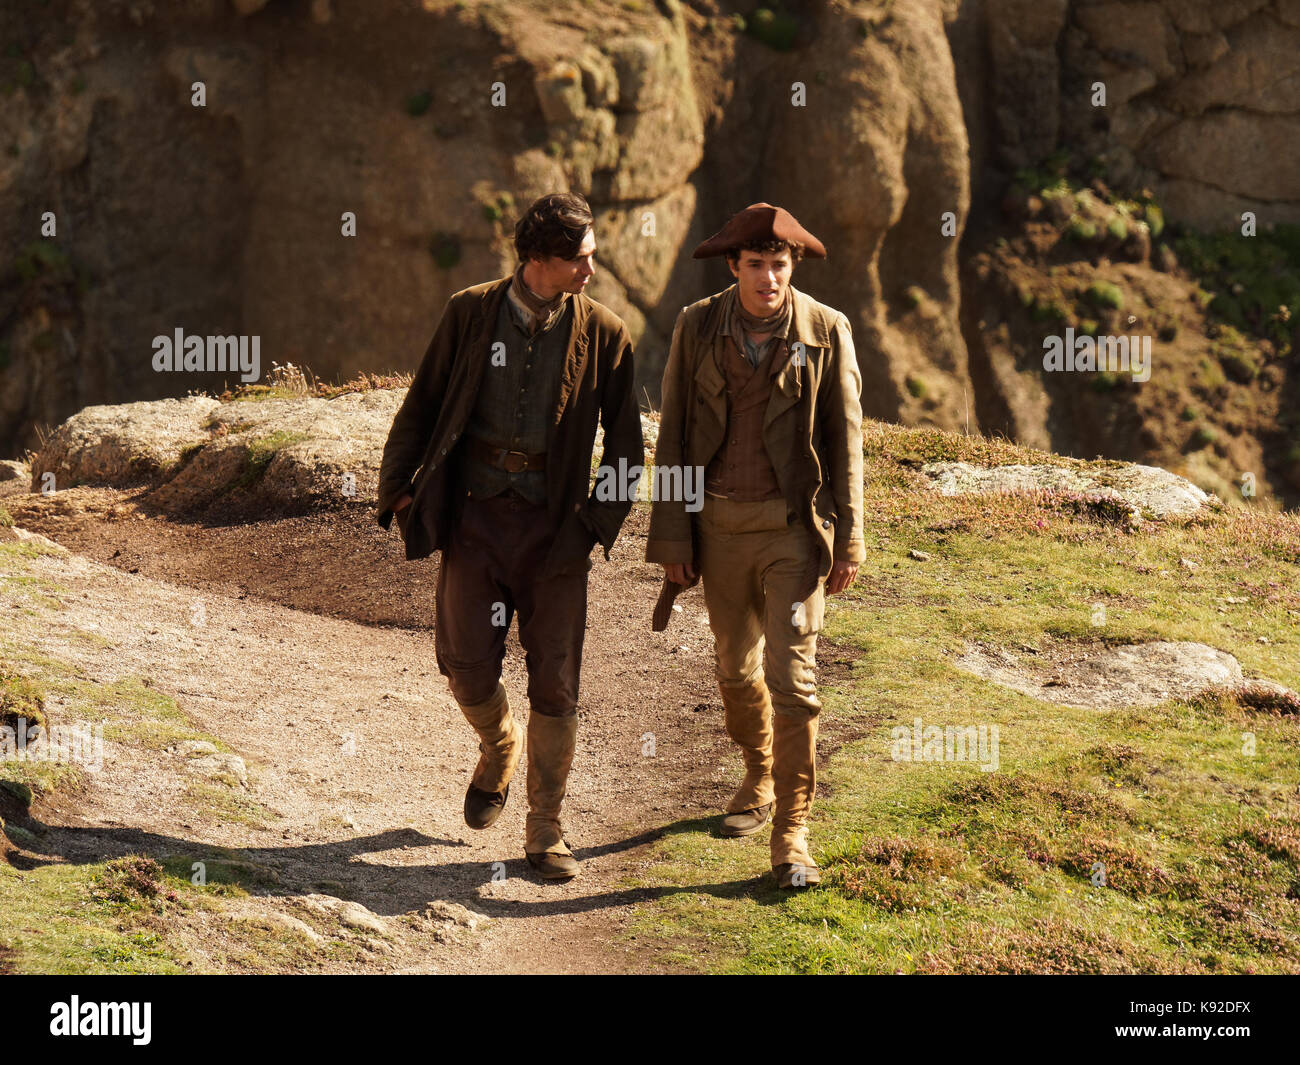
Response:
[646, 203, 864, 889]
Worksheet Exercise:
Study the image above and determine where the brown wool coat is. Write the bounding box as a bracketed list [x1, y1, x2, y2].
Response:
[377, 276, 644, 578]
[646, 283, 865, 609]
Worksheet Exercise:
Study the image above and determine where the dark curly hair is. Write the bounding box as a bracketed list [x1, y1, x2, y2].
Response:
[514, 192, 594, 262]
[725, 239, 805, 266]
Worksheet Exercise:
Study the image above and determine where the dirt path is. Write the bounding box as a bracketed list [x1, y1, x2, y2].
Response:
[2, 485, 862, 973]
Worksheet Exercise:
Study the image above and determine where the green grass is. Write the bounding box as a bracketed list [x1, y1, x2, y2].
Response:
[0, 641, 229, 758]
[0, 539, 244, 808]
[0, 857, 191, 974]
[234, 430, 310, 489]
[72, 675, 227, 750]
[622, 422, 1300, 973]
[0, 851, 356, 973]
[1173, 223, 1300, 354]
[181, 781, 280, 828]
[0, 571, 66, 611]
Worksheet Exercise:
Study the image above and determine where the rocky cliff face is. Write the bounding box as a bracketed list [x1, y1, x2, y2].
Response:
[1, 0, 1296, 505]
[0, 0, 970, 453]
[952, 0, 1300, 231]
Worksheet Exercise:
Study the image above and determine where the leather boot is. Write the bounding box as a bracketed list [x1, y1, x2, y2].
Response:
[457, 682, 523, 830]
[718, 678, 776, 837]
[770, 709, 821, 888]
[524, 712, 580, 879]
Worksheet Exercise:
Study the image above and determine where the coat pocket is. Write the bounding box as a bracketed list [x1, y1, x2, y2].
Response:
[693, 350, 726, 396]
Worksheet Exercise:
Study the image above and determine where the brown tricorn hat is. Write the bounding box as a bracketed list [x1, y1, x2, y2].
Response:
[691, 202, 827, 260]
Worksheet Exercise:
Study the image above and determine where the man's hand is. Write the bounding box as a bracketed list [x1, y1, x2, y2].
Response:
[392, 493, 413, 534]
[826, 560, 858, 595]
[663, 562, 697, 585]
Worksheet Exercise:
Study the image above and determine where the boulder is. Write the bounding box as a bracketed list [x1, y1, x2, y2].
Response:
[954, 640, 1245, 708]
[921, 460, 1215, 519]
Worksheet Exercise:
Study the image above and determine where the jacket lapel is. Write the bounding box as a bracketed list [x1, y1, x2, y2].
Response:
[762, 347, 802, 430]
[554, 294, 591, 424]
[763, 286, 830, 430]
[694, 283, 832, 432]
[464, 277, 512, 396]
[694, 337, 727, 428]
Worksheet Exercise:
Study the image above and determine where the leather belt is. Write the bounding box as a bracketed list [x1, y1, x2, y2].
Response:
[468, 435, 547, 473]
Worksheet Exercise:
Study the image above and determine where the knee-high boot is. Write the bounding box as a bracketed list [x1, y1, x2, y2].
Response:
[769, 708, 820, 886]
[458, 682, 523, 829]
[524, 712, 580, 879]
[719, 677, 775, 816]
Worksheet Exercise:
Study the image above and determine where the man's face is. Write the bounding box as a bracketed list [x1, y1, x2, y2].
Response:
[528, 228, 596, 297]
[727, 247, 793, 315]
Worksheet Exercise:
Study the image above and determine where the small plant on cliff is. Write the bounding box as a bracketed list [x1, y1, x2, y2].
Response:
[405, 90, 433, 116]
[1173, 223, 1300, 354]
[12, 240, 73, 283]
[1211, 325, 1262, 383]
[1084, 281, 1124, 311]
[430, 232, 461, 270]
[1066, 216, 1098, 242]
[744, 7, 799, 50]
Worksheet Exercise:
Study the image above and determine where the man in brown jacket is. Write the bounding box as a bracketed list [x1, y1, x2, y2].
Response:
[378, 192, 643, 880]
[646, 203, 864, 889]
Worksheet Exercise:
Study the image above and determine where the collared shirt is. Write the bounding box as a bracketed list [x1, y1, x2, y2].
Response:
[720, 285, 793, 368]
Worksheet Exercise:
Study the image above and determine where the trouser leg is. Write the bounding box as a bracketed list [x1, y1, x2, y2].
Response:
[512, 509, 590, 855]
[697, 503, 775, 814]
[720, 683, 775, 813]
[760, 523, 824, 869]
[435, 496, 520, 791]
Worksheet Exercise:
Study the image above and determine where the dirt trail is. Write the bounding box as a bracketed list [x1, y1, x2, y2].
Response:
[1, 485, 863, 973]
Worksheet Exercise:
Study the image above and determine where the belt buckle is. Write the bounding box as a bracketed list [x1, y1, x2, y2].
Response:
[502, 450, 528, 473]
